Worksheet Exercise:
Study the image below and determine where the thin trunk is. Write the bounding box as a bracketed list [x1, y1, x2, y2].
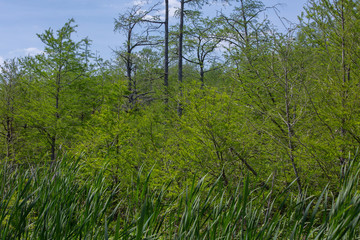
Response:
[52, 95, 59, 162]
[197, 41, 204, 87]
[178, 0, 184, 84]
[200, 65, 204, 87]
[285, 67, 302, 195]
[5, 82, 14, 160]
[222, 169, 228, 186]
[177, 0, 185, 116]
[127, 40, 133, 94]
[126, 26, 134, 106]
[51, 137, 56, 163]
[52, 71, 61, 163]
[240, 0, 249, 44]
[229, 147, 258, 177]
[5, 117, 13, 160]
[164, 0, 169, 105]
[340, 0, 347, 168]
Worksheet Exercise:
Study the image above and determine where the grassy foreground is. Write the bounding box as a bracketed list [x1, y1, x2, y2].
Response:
[1, 155, 360, 239]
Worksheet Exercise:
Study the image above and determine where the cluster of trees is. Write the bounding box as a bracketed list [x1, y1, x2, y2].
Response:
[1, 0, 360, 194]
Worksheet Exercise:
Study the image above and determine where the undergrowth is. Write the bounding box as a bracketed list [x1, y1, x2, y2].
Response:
[1, 154, 360, 239]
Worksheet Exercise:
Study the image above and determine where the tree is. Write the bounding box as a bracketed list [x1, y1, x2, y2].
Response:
[301, 0, 360, 174]
[164, 85, 259, 186]
[23, 19, 91, 163]
[133, 47, 163, 95]
[219, 0, 268, 66]
[182, 12, 221, 86]
[262, 30, 307, 194]
[0, 58, 23, 161]
[176, 0, 210, 115]
[219, 0, 309, 193]
[114, 3, 163, 109]
[164, 0, 170, 104]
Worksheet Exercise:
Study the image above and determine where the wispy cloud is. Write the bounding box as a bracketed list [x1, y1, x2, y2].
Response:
[24, 47, 43, 56]
[0, 56, 4, 66]
[169, 0, 180, 16]
[157, 0, 180, 20]
[133, 0, 148, 6]
[9, 47, 43, 57]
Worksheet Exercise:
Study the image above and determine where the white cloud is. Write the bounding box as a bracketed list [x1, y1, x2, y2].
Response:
[157, 0, 180, 20]
[133, 0, 148, 6]
[0, 56, 4, 66]
[169, 0, 180, 17]
[24, 47, 43, 56]
[9, 47, 43, 57]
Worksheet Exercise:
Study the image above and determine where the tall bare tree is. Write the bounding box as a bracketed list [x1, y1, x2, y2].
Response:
[164, 0, 169, 104]
[114, 3, 163, 108]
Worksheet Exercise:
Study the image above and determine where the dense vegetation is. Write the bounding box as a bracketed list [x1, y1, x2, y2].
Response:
[1, 154, 360, 239]
[1, 0, 360, 238]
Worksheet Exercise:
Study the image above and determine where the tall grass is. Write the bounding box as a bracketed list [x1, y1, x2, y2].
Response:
[1, 154, 360, 239]
[0, 157, 117, 239]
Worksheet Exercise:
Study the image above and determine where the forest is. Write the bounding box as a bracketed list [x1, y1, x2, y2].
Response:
[1, 0, 360, 238]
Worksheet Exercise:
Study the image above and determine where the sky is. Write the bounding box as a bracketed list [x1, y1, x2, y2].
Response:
[0, 0, 308, 65]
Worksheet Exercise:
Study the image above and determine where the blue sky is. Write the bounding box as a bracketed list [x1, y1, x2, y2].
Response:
[0, 0, 308, 65]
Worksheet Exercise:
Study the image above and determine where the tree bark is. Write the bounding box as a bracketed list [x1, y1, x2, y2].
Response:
[284, 66, 302, 195]
[200, 64, 204, 87]
[164, 0, 169, 105]
[339, 0, 347, 169]
[177, 0, 185, 116]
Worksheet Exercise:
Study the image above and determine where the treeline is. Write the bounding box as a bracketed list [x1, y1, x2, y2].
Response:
[1, 0, 360, 195]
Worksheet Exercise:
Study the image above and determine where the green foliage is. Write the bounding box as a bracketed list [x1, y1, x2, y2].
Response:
[2, 153, 360, 239]
[300, 0, 360, 166]
[0, 59, 24, 161]
[18, 19, 97, 161]
[0, 157, 118, 239]
[2, 1, 360, 238]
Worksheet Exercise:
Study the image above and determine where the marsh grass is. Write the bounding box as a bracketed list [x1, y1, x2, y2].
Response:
[1, 154, 360, 239]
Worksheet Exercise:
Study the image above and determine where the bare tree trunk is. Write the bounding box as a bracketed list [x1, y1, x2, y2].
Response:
[200, 64, 204, 87]
[5, 117, 14, 160]
[51, 71, 61, 163]
[6, 80, 14, 160]
[127, 33, 133, 95]
[177, 0, 185, 116]
[51, 137, 56, 163]
[240, 0, 249, 44]
[339, 0, 347, 170]
[284, 67, 302, 195]
[164, 0, 169, 105]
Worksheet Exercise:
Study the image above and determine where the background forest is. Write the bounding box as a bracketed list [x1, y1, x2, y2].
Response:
[2, 0, 360, 238]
